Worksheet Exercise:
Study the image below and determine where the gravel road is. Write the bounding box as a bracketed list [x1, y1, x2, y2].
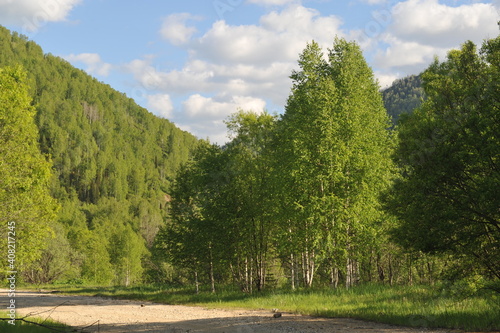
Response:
[6, 289, 453, 333]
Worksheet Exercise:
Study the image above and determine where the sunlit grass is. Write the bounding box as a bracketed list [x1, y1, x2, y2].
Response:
[31, 283, 500, 331]
[0, 311, 69, 332]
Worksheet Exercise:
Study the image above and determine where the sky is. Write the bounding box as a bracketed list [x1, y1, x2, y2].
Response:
[1, 0, 499, 144]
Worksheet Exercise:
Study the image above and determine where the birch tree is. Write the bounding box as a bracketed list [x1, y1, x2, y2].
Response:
[278, 39, 395, 288]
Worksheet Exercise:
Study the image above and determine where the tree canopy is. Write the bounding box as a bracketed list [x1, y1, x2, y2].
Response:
[0, 65, 58, 270]
[388, 37, 500, 280]
[157, 38, 398, 291]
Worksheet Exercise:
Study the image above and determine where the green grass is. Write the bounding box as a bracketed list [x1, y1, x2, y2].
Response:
[30, 283, 500, 332]
[0, 311, 69, 332]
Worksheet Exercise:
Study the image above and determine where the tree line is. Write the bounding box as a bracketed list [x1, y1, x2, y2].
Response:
[154, 35, 499, 292]
[0, 24, 498, 292]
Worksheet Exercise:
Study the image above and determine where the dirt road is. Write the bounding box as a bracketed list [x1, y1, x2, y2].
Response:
[7, 290, 451, 332]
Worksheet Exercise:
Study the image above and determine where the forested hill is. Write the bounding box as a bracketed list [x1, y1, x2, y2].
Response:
[0, 26, 198, 284]
[382, 74, 425, 125]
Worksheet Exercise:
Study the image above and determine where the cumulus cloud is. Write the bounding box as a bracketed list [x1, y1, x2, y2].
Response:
[128, 1, 500, 143]
[125, 58, 214, 94]
[375, 71, 400, 89]
[0, 0, 81, 32]
[160, 13, 200, 45]
[374, 37, 446, 70]
[183, 94, 266, 119]
[192, 5, 343, 66]
[180, 94, 267, 144]
[372, 0, 499, 77]
[147, 94, 174, 119]
[494, 0, 500, 11]
[124, 4, 347, 142]
[390, 0, 498, 48]
[126, 5, 344, 107]
[65, 53, 112, 77]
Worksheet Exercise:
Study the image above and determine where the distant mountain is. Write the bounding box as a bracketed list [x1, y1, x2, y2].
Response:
[0, 26, 199, 285]
[382, 75, 425, 125]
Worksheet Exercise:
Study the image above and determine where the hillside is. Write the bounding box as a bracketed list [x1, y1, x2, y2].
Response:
[382, 74, 425, 125]
[0, 26, 199, 285]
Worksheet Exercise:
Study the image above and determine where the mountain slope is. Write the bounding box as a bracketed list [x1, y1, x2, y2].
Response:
[0, 26, 199, 284]
[382, 74, 425, 125]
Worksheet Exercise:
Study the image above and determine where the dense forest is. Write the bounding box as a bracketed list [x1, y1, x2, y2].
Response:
[0, 26, 198, 285]
[1, 25, 498, 293]
[382, 75, 425, 125]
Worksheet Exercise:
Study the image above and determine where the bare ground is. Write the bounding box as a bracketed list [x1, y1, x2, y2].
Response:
[6, 289, 454, 333]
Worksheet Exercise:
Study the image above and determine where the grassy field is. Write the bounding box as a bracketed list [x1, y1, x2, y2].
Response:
[0, 311, 69, 332]
[43, 283, 500, 332]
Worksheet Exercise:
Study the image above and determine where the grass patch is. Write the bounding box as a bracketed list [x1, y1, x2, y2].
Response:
[39, 283, 500, 332]
[0, 311, 69, 332]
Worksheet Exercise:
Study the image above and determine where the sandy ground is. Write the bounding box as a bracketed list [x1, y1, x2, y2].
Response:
[4, 289, 453, 333]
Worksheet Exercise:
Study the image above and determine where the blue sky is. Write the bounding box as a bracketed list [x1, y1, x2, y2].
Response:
[1, 0, 499, 143]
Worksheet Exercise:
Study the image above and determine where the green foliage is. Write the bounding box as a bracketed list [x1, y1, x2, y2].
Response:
[0, 26, 198, 284]
[156, 111, 280, 292]
[382, 75, 425, 125]
[0, 65, 59, 272]
[387, 37, 500, 280]
[161, 38, 398, 292]
[277, 38, 396, 288]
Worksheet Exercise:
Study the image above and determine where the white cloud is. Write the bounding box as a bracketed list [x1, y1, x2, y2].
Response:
[374, 37, 445, 70]
[127, 5, 344, 100]
[192, 5, 343, 66]
[125, 58, 214, 94]
[65, 53, 112, 77]
[391, 0, 498, 48]
[160, 13, 200, 45]
[183, 94, 266, 119]
[180, 94, 266, 144]
[122, 2, 499, 143]
[371, 0, 499, 79]
[0, 0, 81, 32]
[375, 71, 400, 89]
[125, 4, 347, 143]
[147, 94, 174, 119]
